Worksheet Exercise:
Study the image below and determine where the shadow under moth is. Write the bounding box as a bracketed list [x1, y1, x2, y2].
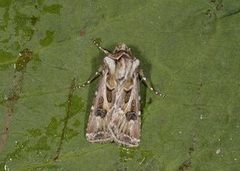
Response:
[79, 41, 163, 147]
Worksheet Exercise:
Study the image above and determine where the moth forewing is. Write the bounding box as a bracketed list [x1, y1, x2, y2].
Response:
[108, 59, 141, 147]
[86, 70, 113, 143]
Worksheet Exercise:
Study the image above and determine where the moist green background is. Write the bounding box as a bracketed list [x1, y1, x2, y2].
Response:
[0, 0, 240, 170]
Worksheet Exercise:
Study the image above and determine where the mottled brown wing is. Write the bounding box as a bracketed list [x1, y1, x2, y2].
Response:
[109, 72, 141, 147]
[86, 72, 114, 143]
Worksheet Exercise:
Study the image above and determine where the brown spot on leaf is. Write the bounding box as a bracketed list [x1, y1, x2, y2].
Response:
[16, 48, 33, 71]
[179, 159, 191, 171]
[79, 29, 86, 37]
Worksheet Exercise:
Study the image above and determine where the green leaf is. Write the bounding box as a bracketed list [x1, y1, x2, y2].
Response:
[0, 0, 240, 170]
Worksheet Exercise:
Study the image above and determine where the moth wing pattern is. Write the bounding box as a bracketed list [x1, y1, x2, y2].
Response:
[109, 60, 141, 147]
[86, 70, 114, 143]
[85, 42, 162, 147]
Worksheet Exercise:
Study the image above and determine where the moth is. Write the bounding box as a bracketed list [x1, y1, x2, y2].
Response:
[79, 41, 162, 147]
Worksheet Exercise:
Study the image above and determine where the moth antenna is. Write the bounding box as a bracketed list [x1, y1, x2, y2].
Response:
[92, 39, 111, 56]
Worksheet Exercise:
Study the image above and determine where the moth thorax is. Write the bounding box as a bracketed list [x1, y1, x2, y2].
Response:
[116, 57, 127, 80]
[116, 52, 131, 59]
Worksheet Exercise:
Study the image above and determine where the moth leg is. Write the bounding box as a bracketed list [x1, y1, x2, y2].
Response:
[93, 39, 111, 56]
[139, 69, 164, 96]
[77, 67, 102, 88]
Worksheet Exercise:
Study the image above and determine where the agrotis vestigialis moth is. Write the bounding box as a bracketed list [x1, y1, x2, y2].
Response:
[78, 41, 163, 147]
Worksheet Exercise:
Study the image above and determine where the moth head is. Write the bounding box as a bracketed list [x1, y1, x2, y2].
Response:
[114, 43, 130, 52]
[112, 43, 133, 60]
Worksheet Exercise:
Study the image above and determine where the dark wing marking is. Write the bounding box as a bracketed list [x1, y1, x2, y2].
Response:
[86, 72, 115, 143]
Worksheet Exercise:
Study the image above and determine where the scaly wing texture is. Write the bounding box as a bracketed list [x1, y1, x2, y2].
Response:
[109, 72, 141, 147]
[86, 72, 113, 143]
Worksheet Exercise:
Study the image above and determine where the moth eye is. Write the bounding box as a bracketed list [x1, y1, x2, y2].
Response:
[95, 108, 107, 118]
[125, 111, 137, 121]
